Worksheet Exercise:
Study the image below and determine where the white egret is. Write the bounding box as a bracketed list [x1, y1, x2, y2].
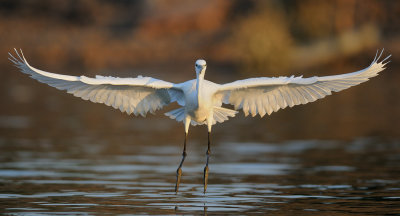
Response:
[9, 49, 390, 193]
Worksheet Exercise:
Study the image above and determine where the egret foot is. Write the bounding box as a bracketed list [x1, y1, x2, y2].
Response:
[175, 133, 187, 194]
[203, 163, 209, 193]
[175, 166, 183, 193]
[203, 132, 211, 193]
[175, 152, 186, 193]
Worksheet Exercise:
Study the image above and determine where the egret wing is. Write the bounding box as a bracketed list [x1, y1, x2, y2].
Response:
[215, 50, 391, 117]
[9, 49, 183, 116]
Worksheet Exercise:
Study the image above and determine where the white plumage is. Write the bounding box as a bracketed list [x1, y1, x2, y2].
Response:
[9, 49, 390, 193]
[9, 49, 390, 128]
[216, 53, 390, 117]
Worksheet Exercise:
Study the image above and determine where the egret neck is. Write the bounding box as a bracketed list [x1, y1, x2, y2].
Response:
[196, 66, 206, 108]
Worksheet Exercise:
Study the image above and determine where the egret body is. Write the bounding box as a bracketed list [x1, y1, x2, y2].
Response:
[9, 49, 390, 193]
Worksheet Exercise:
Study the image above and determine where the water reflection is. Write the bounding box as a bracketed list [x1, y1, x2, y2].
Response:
[0, 135, 399, 215]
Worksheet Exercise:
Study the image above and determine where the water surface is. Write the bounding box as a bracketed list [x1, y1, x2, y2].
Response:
[0, 132, 399, 215]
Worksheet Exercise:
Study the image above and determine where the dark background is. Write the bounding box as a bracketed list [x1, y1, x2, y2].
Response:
[0, 0, 399, 142]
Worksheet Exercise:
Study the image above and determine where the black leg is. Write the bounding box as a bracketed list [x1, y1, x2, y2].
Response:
[175, 132, 187, 193]
[204, 132, 211, 193]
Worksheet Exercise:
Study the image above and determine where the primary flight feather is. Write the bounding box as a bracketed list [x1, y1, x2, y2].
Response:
[9, 48, 390, 193]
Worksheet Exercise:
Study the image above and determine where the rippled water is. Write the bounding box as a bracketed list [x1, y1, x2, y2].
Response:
[1, 131, 399, 215]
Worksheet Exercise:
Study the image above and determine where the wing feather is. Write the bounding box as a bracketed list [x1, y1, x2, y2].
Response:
[10, 49, 183, 116]
[215, 50, 390, 117]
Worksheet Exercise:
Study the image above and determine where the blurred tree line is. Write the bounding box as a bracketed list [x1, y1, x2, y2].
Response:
[1, 0, 398, 73]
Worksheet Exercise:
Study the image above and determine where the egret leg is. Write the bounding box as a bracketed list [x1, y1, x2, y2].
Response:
[175, 132, 187, 193]
[203, 132, 211, 193]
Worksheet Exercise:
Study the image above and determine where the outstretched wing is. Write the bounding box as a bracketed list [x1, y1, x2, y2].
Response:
[9, 49, 183, 117]
[215, 50, 391, 117]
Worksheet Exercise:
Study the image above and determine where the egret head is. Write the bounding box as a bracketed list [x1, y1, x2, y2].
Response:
[195, 59, 207, 77]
